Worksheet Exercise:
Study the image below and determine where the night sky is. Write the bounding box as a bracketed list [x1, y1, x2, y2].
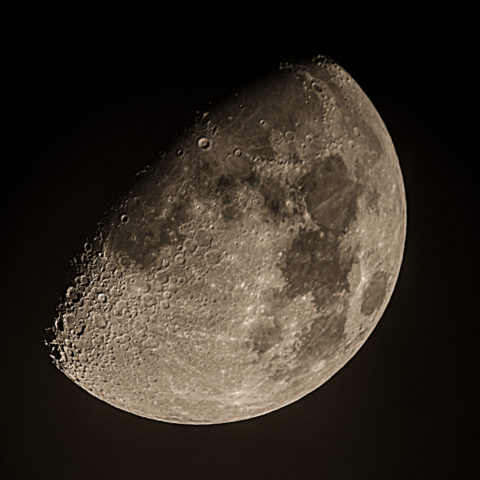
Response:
[3, 41, 477, 479]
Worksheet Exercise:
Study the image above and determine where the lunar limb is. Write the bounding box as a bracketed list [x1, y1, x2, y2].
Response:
[47, 56, 406, 424]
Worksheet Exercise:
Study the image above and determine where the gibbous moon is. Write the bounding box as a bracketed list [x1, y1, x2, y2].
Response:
[47, 56, 406, 424]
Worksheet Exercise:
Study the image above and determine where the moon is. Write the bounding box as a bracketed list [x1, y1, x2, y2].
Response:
[47, 55, 406, 424]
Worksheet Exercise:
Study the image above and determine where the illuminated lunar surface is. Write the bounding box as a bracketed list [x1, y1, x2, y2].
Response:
[47, 56, 406, 424]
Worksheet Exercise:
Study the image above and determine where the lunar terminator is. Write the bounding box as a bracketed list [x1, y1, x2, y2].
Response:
[47, 55, 406, 424]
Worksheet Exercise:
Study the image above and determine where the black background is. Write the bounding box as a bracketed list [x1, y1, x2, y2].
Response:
[2, 39, 477, 479]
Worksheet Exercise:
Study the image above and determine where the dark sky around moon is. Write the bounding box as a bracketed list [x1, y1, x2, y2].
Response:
[2, 39, 477, 479]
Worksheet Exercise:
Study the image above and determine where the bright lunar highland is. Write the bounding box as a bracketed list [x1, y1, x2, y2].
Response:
[48, 56, 406, 424]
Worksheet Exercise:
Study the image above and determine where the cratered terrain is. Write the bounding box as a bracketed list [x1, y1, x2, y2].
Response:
[47, 55, 406, 424]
